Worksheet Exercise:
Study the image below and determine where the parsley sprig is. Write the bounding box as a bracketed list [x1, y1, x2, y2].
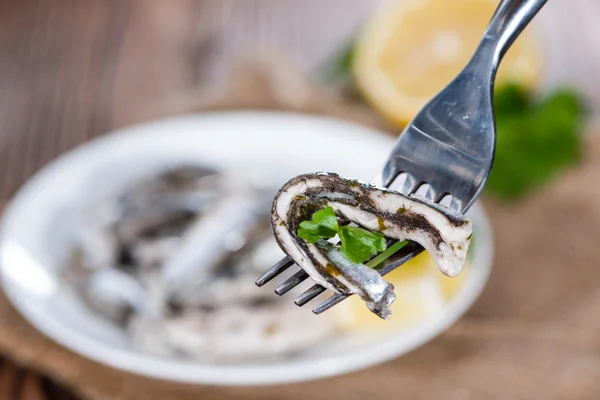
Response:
[297, 206, 387, 264]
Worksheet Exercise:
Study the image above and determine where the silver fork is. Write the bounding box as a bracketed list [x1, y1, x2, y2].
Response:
[256, 0, 548, 314]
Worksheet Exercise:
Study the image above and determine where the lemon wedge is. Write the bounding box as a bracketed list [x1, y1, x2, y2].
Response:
[354, 0, 542, 127]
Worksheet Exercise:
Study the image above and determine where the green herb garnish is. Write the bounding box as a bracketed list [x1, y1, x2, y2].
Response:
[297, 206, 339, 243]
[488, 83, 585, 200]
[367, 240, 408, 269]
[339, 225, 387, 263]
[298, 206, 386, 264]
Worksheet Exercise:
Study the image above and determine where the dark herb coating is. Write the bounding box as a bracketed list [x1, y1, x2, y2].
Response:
[274, 172, 466, 247]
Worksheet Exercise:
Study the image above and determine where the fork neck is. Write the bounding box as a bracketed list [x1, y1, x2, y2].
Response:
[470, 0, 548, 82]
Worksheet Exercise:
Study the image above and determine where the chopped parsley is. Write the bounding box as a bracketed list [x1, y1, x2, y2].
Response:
[297, 206, 386, 264]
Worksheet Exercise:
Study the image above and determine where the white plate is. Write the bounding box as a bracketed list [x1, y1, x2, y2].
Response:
[0, 111, 493, 386]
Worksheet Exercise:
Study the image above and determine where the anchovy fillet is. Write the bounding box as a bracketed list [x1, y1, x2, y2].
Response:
[271, 173, 472, 318]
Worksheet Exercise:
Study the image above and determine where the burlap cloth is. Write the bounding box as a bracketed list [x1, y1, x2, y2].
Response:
[2, 60, 600, 400]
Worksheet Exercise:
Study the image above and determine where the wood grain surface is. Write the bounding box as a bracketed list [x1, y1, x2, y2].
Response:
[0, 357, 79, 400]
[0, 0, 198, 201]
[0, 0, 387, 203]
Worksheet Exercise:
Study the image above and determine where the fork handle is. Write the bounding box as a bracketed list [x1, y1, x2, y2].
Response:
[477, 0, 548, 77]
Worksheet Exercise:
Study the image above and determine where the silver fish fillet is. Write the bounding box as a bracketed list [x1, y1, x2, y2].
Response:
[316, 240, 396, 319]
[271, 173, 473, 319]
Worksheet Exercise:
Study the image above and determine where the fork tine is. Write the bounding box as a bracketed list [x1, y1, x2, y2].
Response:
[389, 172, 419, 195]
[255, 257, 294, 287]
[274, 269, 309, 295]
[294, 284, 326, 306]
[413, 183, 436, 201]
[312, 293, 346, 314]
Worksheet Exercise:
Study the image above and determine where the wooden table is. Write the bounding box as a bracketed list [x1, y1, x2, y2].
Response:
[0, 357, 78, 400]
[0, 0, 390, 200]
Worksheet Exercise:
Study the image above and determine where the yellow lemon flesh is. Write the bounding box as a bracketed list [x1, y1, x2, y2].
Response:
[332, 251, 467, 332]
[354, 0, 541, 127]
